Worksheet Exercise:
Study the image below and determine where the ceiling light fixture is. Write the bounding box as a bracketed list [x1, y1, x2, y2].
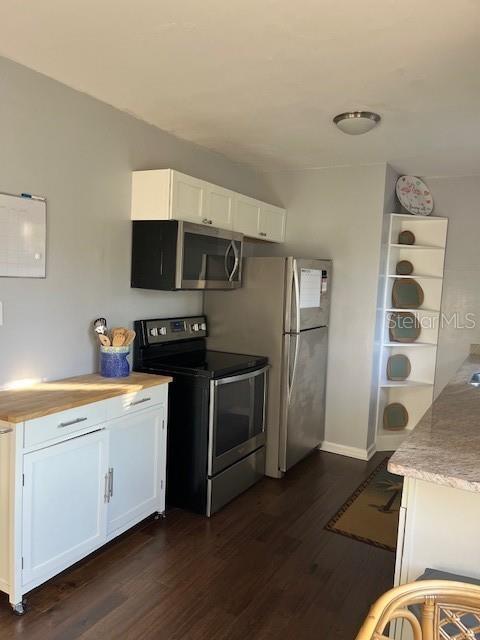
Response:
[333, 111, 381, 135]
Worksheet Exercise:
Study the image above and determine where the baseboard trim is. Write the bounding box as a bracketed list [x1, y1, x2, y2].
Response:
[319, 441, 376, 461]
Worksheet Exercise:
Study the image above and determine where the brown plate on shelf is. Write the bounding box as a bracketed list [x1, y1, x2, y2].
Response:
[392, 278, 424, 309]
[396, 260, 414, 275]
[398, 230, 415, 245]
[386, 354, 411, 381]
[388, 311, 421, 343]
[383, 403, 409, 430]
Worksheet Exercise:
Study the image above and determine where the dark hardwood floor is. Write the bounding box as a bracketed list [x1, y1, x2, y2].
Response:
[0, 451, 395, 640]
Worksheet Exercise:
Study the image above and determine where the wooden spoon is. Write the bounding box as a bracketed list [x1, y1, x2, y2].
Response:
[98, 334, 111, 347]
[112, 333, 126, 347]
[123, 329, 136, 346]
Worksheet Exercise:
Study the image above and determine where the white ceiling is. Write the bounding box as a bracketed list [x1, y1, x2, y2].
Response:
[1, 0, 479, 175]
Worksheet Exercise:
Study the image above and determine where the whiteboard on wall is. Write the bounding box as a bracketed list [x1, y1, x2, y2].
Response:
[0, 193, 46, 278]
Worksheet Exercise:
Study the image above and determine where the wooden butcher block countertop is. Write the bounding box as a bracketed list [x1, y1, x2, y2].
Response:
[0, 372, 172, 423]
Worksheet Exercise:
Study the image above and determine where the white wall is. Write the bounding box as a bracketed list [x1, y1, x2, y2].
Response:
[256, 164, 388, 456]
[0, 56, 269, 387]
[426, 175, 480, 395]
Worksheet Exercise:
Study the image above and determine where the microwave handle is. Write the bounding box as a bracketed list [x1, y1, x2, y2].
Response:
[225, 241, 239, 282]
[224, 241, 234, 279]
[229, 241, 240, 281]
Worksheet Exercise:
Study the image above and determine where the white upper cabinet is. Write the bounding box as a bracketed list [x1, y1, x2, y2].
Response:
[233, 196, 285, 243]
[131, 169, 285, 241]
[131, 169, 233, 229]
[258, 204, 286, 243]
[204, 184, 234, 229]
[234, 195, 261, 238]
[170, 172, 206, 224]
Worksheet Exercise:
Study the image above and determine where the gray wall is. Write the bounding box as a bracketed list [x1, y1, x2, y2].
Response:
[0, 56, 269, 387]
[255, 164, 388, 455]
[427, 175, 480, 395]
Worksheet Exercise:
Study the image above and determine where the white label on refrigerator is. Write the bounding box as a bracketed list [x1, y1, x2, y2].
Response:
[299, 268, 322, 309]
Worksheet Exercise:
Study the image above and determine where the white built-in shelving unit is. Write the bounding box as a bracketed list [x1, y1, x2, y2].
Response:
[375, 213, 449, 452]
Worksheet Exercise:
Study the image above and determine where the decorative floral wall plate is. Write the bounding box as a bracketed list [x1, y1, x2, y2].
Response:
[396, 176, 433, 216]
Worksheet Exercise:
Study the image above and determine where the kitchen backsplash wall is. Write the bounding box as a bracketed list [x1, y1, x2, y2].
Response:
[0, 55, 271, 388]
[428, 175, 480, 396]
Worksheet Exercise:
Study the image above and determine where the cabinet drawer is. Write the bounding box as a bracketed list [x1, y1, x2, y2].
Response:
[24, 402, 107, 449]
[105, 384, 167, 421]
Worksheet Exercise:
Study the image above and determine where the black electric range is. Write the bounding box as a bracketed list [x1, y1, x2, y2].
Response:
[133, 316, 268, 516]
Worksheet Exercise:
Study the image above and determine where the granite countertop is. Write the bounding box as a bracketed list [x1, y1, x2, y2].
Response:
[0, 372, 172, 423]
[388, 355, 480, 493]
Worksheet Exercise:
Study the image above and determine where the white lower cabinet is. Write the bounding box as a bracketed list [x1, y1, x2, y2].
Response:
[107, 406, 166, 537]
[0, 382, 169, 613]
[22, 429, 109, 587]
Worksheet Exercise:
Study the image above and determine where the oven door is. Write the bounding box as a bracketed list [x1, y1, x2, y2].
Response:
[178, 222, 243, 290]
[208, 367, 268, 476]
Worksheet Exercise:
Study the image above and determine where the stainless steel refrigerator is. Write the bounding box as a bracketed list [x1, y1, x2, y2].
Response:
[204, 257, 331, 478]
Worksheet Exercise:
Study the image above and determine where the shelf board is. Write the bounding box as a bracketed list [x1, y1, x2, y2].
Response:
[383, 342, 437, 348]
[385, 307, 440, 314]
[387, 274, 443, 281]
[380, 380, 433, 388]
[390, 243, 444, 250]
[389, 213, 448, 221]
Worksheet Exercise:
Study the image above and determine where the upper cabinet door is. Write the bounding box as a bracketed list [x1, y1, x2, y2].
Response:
[204, 185, 234, 229]
[170, 171, 207, 224]
[258, 204, 286, 243]
[234, 195, 261, 237]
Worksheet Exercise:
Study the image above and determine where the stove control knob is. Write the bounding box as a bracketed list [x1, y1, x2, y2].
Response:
[191, 323, 200, 332]
[158, 327, 167, 336]
[149, 327, 158, 337]
[200, 322, 207, 331]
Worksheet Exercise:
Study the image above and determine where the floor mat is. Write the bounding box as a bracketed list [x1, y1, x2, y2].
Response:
[325, 457, 403, 552]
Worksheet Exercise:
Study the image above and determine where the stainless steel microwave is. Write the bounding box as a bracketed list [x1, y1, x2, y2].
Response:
[131, 220, 243, 290]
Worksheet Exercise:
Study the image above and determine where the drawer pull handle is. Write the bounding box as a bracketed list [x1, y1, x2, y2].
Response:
[259, 232, 267, 237]
[130, 398, 151, 407]
[0, 427, 13, 435]
[202, 218, 213, 225]
[129, 397, 151, 407]
[58, 417, 88, 429]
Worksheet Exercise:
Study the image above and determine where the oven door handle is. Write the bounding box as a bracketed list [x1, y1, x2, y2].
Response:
[213, 365, 269, 386]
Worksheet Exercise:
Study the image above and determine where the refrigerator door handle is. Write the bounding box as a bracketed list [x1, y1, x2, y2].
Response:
[288, 333, 300, 402]
[292, 259, 301, 333]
